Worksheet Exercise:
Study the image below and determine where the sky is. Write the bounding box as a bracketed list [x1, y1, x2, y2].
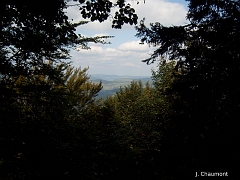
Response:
[66, 0, 189, 76]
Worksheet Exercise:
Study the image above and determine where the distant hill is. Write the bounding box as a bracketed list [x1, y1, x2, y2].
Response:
[90, 74, 152, 99]
[90, 74, 151, 81]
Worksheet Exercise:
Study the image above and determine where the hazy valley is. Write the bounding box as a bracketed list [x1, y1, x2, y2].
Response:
[90, 74, 152, 99]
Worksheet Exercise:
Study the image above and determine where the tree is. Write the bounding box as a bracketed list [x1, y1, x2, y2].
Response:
[0, 0, 138, 126]
[0, 62, 103, 179]
[101, 81, 163, 179]
[0, 0, 138, 179]
[136, 0, 240, 178]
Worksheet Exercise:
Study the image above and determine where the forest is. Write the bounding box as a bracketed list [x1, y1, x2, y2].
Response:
[0, 0, 239, 179]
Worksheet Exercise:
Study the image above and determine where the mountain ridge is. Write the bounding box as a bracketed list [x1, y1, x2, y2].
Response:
[90, 74, 151, 82]
[90, 74, 152, 99]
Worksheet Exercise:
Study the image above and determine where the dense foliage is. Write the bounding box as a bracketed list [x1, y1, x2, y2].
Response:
[136, 0, 240, 179]
[0, 0, 137, 179]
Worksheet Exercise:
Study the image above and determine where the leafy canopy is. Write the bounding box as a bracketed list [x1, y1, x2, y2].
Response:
[0, 0, 138, 179]
[136, 0, 240, 178]
[70, 0, 138, 28]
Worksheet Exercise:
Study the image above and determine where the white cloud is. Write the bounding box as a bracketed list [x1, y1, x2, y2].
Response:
[65, 3, 83, 23]
[121, 62, 140, 68]
[132, 0, 188, 26]
[70, 42, 157, 76]
[118, 41, 150, 52]
[66, 0, 187, 76]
